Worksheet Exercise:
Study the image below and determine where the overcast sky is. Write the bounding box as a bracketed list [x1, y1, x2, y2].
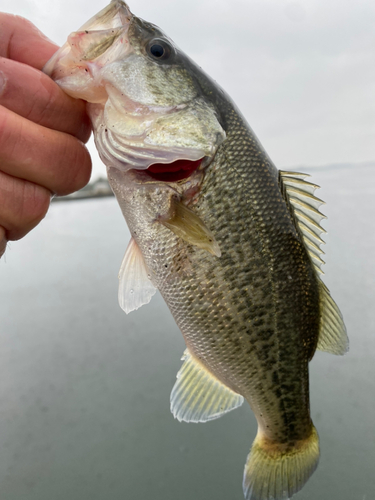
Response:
[2, 0, 374, 177]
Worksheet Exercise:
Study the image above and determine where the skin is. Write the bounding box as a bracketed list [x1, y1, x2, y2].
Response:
[0, 14, 92, 257]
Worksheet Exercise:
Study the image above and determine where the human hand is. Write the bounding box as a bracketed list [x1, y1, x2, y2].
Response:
[0, 14, 92, 257]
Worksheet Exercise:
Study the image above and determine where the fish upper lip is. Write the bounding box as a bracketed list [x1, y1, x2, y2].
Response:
[43, 1, 134, 79]
[79, 1, 133, 32]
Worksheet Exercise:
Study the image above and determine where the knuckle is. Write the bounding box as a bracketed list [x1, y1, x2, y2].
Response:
[10, 15, 42, 42]
[0, 14, 37, 45]
[0, 108, 25, 161]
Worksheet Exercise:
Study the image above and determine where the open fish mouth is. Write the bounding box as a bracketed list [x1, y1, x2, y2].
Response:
[145, 158, 204, 182]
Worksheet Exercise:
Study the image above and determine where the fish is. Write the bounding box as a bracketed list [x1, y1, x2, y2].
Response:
[44, 2, 349, 499]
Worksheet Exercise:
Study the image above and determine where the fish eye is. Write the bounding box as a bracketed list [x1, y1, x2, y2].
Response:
[147, 39, 172, 61]
[150, 44, 165, 57]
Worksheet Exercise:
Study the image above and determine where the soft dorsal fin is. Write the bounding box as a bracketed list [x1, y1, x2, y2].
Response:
[118, 237, 157, 314]
[317, 281, 349, 355]
[279, 171, 327, 274]
[161, 198, 221, 257]
[170, 349, 244, 423]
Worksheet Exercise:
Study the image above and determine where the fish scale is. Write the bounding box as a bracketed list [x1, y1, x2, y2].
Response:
[44, 2, 348, 499]
[107, 95, 321, 492]
[173, 109, 318, 441]
[109, 99, 319, 445]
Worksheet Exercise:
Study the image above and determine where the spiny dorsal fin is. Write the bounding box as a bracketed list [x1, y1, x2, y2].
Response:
[279, 171, 348, 356]
[279, 170, 326, 274]
[118, 237, 157, 314]
[161, 198, 221, 257]
[317, 281, 349, 355]
[170, 349, 244, 423]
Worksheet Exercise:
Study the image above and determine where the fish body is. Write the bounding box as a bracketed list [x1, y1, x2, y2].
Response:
[44, 2, 348, 499]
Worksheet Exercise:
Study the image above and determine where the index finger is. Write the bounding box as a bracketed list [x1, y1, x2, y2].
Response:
[0, 13, 58, 70]
[0, 13, 91, 143]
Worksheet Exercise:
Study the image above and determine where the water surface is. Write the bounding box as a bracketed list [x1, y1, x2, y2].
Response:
[1, 163, 374, 500]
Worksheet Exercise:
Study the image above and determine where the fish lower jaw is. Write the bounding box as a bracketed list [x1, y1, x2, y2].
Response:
[94, 121, 210, 174]
[90, 102, 215, 177]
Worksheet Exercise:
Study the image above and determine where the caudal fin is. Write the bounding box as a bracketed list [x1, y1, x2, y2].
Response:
[243, 425, 319, 500]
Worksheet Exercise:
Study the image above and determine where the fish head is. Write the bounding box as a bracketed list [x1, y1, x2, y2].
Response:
[44, 0, 226, 176]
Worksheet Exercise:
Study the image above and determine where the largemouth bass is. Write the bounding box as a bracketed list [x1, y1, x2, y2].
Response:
[44, 2, 348, 499]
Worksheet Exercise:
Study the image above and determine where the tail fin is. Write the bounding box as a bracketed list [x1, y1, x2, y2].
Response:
[243, 425, 319, 500]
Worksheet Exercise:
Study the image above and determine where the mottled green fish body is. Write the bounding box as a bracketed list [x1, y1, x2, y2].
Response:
[44, 2, 348, 499]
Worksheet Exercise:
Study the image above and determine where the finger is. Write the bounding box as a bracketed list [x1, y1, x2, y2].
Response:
[0, 57, 91, 143]
[0, 106, 92, 196]
[0, 14, 58, 70]
[0, 170, 51, 241]
[0, 225, 6, 257]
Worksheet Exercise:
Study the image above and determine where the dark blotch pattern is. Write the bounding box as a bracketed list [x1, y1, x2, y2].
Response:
[123, 63, 321, 446]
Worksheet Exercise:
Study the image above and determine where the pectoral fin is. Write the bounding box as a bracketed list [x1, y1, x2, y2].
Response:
[171, 349, 244, 423]
[161, 198, 221, 257]
[118, 237, 156, 314]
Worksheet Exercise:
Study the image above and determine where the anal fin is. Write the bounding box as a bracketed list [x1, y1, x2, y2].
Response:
[118, 237, 156, 314]
[170, 349, 244, 423]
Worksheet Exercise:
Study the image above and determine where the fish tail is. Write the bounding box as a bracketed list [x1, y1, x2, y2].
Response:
[243, 425, 319, 500]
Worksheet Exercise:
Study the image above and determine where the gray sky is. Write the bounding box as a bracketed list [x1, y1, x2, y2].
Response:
[2, 0, 374, 177]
